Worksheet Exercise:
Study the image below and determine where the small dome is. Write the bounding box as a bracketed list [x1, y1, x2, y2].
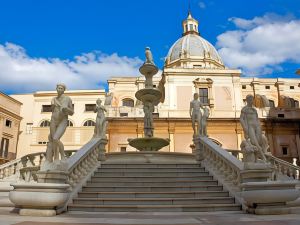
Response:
[164, 13, 224, 69]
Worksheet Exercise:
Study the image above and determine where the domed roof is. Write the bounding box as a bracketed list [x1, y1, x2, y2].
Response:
[164, 13, 224, 69]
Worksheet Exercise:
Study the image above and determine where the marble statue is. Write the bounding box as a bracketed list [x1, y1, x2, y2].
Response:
[41, 84, 74, 171]
[104, 92, 113, 106]
[94, 98, 107, 138]
[157, 72, 166, 103]
[201, 107, 210, 136]
[145, 47, 154, 65]
[190, 93, 203, 135]
[240, 139, 258, 163]
[143, 101, 154, 137]
[240, 94, 267, 162]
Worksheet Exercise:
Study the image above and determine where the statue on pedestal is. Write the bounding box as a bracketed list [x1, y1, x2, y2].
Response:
[240, 94, 267, 162]
[94, 98, 107, 138]
[200, 107, 210, 136]
[41, 84, 74, 171]
[104, 92, 113, 106]
[145, 47, 154, 65]
[190, 93, 203, 136]
[143, 101, 154, 137]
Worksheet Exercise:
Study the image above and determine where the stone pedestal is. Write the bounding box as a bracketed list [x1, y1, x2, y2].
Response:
[98, 138, 108, 161]
[241, 181, 300, 214]
[9, 183, 70, 216]
[240, 168, 274, 183]
[193, 135, 204, 161]
[36, 171, 68, 184]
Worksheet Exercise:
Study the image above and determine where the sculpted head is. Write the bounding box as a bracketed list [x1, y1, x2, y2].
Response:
[96, 98, 102, 105]
[56, 83, 66, 95]
[193, 93, 199, 100]
[246, 94, 254, 106]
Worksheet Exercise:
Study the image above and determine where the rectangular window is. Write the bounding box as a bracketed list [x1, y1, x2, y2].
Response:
[290, 86, 294, 89]
[282, 146, 288, 155]
[0, 138, 9, 158]
[5, 120, 12, 128]
[242, 85, 246, 89]
[85, 104, 96, 112]
[120, 113, 128, 117]
[42, 105, 52, 112]
[189, 24, 193, 31]
[265, 85, 270, 89]
[26, 123, 33, 134]
[120, 147, 127, 152]
[269, 100, 275, 108]
[199, 88, 209, 104]
[278, 114, 285, 118]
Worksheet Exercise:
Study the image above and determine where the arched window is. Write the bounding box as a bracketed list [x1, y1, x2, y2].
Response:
[83, 120, 95, 127]
[295, 100, 299, 108]
[40, 120, 50, 127]
[67, 120, 74, 127]
[122, 98, 134, 107]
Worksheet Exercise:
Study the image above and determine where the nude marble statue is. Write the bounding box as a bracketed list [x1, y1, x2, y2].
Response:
[94, 98, 107, 138]
[190, 93, 203, 135]
[240, 94, 267, 162]
[48, 84, 74, 161]
[41, 84, 74, 171]
[201, 107, 210, 136]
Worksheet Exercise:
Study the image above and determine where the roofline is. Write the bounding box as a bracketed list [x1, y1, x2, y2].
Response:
[0, 92, 23, 105]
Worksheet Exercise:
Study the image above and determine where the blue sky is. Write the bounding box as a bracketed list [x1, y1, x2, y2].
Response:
[0, 0, 300, 94]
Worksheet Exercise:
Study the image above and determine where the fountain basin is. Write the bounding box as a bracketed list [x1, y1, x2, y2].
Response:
[128, 137, 170, 151]
[135, 88, 161, 104]
[139, 63, 158, 77]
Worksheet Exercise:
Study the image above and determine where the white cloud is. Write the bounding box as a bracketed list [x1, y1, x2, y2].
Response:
[217, 13, 300, 75]
[198, 1, 206, 9]
[0, 42, 143, 93]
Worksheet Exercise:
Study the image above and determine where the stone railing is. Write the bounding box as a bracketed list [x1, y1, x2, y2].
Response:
[198, 136, 244, 189]
[265, 154, 300, 180]
[58, 137, 107, 213]
[67, 137, 107, 188]
[0, 150, 76, 182]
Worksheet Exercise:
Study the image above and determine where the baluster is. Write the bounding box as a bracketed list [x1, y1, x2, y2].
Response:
[0, 169, 3, 179]
[283, 166, 288, 176]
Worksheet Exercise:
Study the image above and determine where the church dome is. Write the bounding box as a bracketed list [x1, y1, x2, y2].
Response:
[164, 12, 224, 69]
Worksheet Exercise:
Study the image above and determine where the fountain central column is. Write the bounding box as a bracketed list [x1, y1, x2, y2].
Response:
[128, 47, 170, 151]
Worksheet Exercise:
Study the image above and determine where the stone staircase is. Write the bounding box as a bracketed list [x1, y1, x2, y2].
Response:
[68, 163, 241, 212]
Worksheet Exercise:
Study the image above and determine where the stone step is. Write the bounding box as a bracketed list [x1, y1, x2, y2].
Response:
[82, 185, 223, 192]
[73, 197, 235, 205]
[78, 190, 229, 198]
[68, 203, 241, 212]
[90, 175, 213, 182]
[93, 171, 207, 177]
[86, 180, 218, 187]
[100, 164, 203, 168]
[97, 168, 205, 172]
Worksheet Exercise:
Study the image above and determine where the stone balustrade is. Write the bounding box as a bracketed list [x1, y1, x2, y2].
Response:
[195, 136, 300, 214]
[265, 154, 300, 180]
[198, 136, 244, 190]
[0, 150, 76, 182]
[67, 137, 107, 188]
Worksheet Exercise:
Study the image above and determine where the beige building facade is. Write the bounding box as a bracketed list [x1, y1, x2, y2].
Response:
[11, 13, 300, 164]
[0, 92, 22, 163]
